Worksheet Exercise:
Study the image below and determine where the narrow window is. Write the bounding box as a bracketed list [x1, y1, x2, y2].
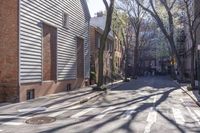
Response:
[27, 89, 35, 100]
[97, 37, 100, 48]
[63, 13, 69, 29]
[66, 84, 71, 91]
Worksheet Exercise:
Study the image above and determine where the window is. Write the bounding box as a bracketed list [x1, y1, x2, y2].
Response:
[97, 37, 100, 48]
[63, 13, 69, 28]
[66, 84, 71, 91]
[27, 89, 35, 100]
[95, 35, 101, 48]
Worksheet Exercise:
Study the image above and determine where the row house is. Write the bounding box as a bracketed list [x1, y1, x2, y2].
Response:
[113, 36, 124, 79]
[0, 0, 90, 102]
[89, 14, 114, 84]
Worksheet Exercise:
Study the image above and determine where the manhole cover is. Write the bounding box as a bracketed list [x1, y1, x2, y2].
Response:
[25, 116, 56, 125]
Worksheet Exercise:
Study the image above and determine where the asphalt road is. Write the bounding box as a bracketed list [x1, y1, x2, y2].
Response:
[0, 76, 200, 133]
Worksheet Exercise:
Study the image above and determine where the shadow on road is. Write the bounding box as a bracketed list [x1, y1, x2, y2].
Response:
[38, 76, 195, 133]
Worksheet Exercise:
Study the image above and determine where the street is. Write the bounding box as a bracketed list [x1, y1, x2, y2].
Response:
[0, 76, 200, 133]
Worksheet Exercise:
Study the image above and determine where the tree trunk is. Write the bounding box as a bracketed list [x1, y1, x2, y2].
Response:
[191, 45, 195, 89]
[98, 47, 104, 87]
[124, 41, 128, 81]
[97, 0, 115, 87]
[168, 38, 184, 81]
[133, 31, 139, 78]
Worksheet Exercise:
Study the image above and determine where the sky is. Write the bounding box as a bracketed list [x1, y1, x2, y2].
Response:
[87, 0, 106, 17]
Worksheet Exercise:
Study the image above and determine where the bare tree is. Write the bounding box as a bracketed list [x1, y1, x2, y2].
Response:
[180, 0, 200, 88]
[112, 10, 130, 81]
[135, 0, 185, 80]
[129, 0, 148, 78]
[97, 0, 115, 88]
[117, 0, 148, 78]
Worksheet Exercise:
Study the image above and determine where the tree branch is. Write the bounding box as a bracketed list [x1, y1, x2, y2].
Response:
[103, 0, 109, 11]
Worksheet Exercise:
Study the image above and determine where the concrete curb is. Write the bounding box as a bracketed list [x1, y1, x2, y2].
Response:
[174, 81, 200, 107]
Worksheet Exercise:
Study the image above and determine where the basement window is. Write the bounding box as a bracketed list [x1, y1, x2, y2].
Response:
[27, 89, 35, 100]
[66, 83, 71, 91]
[63, 13, 69, 29]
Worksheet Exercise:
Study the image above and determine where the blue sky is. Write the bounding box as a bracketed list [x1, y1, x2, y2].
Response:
[87, 0, 106, 17]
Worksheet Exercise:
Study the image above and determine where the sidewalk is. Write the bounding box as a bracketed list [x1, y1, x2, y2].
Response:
[174, 81, 200, 107]
[0, 80, 124, 111]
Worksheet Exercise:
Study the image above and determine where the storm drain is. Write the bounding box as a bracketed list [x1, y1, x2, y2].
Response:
[25, 116, 56, 125]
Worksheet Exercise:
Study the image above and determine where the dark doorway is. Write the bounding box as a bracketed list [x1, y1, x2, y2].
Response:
[42, 23, 57, 81]
[77, 37, 84, 79]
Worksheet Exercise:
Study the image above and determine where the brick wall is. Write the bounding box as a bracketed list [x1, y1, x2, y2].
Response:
[0, 0, 19, 102]
[89, 26, 114, 84]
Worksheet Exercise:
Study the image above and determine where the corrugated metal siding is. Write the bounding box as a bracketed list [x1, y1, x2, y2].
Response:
[19, 0, 90, 83]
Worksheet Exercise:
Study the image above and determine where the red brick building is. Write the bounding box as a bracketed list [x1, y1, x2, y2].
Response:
[89, 14, 124, 84]
[0, 0, 90, 102]
[89, 15, 114, 84]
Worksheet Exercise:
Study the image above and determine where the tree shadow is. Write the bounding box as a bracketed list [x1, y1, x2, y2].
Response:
[37, 76, 192, 133]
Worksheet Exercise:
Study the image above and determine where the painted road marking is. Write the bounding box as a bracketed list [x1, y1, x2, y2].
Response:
[172, 108, 185, 125]
[95, 107, 116, 119]
[71, 108, 95, 118]
[144, 111, 157, 133]
[144, 94, 158, 133]
[18, 107, 46, 113]
[0, 115, 30, 119]
[121, 105, 138, 119]
[122, 110, 136, 120]
[153, 95, 157, 103]
[144, 122, 153, 133]
[68, 104, 82, 110]
[3, 122, 23, 126]
[147, 111, 157, 123]
[186, 107, 200, 125]
[48, 101, 70, 110]
[48, 111, 66, 117]
[194, 109, 200, 118]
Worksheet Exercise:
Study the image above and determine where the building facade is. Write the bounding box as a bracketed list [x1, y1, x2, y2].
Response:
[180, 0, 200, 82]
[113, 36, 124, 79]
[0, 0, 90, 102]
[89, 15, 115, 84]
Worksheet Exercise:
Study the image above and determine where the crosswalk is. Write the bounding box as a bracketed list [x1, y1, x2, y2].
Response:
[1, 105, 200, 124]
[172, 108, 185, 125]
[0, 102, 200, 133]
